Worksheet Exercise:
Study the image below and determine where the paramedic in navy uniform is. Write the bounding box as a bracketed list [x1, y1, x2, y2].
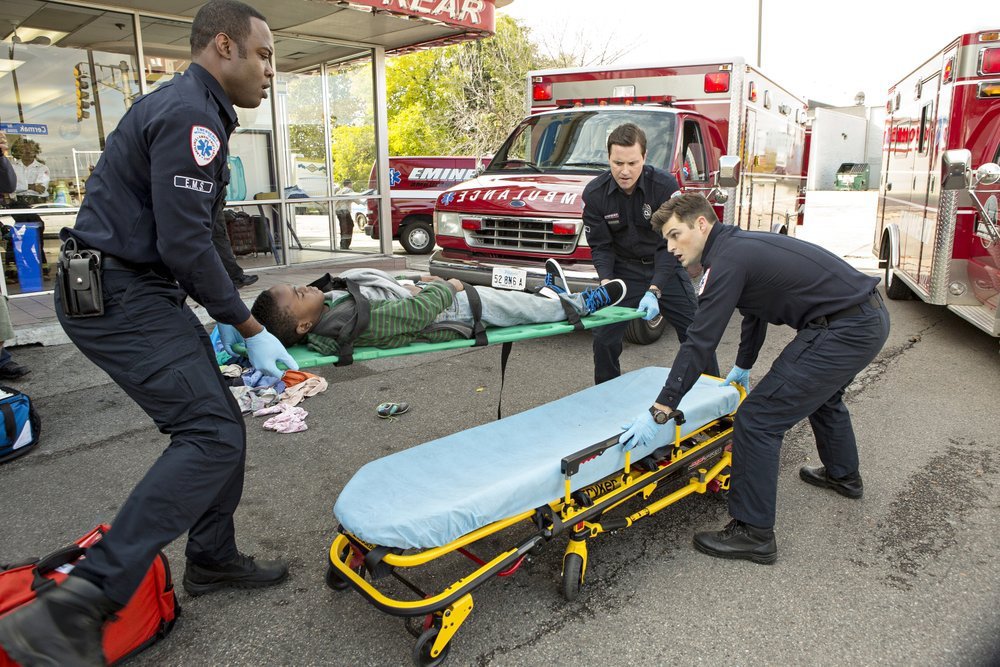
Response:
[0, 2, 298, 664]
[583, 122, 717, 384]
[619, 193, 889, 565]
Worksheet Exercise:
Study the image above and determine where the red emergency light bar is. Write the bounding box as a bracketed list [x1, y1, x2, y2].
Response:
[704, 71, 730, 93]
[558, 94, 674, 107]
[943, 57, 954, 83]
[532, 81, 552, 101]
[461, 218, 481, 231]
[748, 80, 757, 102]
[980, 47, 1000, 75]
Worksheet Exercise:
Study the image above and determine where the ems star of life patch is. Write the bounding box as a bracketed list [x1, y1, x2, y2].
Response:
[174, 175, 214, 193]
[697, 267, 711, 296]
[190, 125, 220, 167]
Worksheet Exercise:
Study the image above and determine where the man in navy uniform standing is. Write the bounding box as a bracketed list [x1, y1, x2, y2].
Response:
[619, 194, 889, 564]
[581, 122, 717, 384]
[0, 2, 298, 664]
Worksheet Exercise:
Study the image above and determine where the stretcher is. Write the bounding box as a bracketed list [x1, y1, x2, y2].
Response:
[325, 367, 745, 665]
[231, 305, 642, 369]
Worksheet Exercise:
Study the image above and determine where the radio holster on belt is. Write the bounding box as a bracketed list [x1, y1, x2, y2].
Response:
[57, 238, 104, 318]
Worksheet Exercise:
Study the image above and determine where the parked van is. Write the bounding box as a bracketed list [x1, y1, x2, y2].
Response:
[366, 156, 487, 254]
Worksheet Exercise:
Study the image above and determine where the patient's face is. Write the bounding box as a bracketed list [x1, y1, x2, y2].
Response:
[270, 284, 326, 330]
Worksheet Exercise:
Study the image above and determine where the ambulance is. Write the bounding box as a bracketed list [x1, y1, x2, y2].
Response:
[365, 156, 487, 254]
[428, 59, 809, 343]
[874, 30, 1000, 336]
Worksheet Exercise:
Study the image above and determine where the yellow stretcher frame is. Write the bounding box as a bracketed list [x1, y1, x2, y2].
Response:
[325, 382, 747, 666]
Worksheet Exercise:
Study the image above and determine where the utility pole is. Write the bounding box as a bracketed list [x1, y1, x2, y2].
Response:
[757, 0, 763, 68]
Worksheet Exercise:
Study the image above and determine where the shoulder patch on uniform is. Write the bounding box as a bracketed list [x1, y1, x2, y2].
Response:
[697, 267, 711, 296]
[174, 175, 214, 194]
[190, 125, 221, 167]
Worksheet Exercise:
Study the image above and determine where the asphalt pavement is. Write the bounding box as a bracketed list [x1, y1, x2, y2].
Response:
[1, 192, 998, 666]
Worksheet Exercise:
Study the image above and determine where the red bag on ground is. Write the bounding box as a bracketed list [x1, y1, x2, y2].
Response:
[0, 524, 179, 665]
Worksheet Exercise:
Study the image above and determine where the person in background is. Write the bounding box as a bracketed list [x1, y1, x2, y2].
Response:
[334, 179, 356, 250]
[8, 137, 49, 205]
[0, 132, 30, 380]
[212, 209, 259, 288]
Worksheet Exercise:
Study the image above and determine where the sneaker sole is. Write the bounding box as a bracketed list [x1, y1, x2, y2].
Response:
[183, 570, 289, 596]
[799, 470, 863, 499]
[545, 259, 570, 295]
[692, 539, 777, 565]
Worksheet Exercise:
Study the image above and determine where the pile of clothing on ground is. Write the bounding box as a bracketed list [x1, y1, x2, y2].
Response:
[212, 328, 327, 434]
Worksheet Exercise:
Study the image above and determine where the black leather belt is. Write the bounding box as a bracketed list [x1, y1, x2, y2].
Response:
[102, 254, 171, 279]
[620, 255, 655, 265]
[820, 292, 882, 325]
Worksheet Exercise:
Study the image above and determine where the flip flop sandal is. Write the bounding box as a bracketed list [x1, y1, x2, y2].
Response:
[376, 402, 410, 419]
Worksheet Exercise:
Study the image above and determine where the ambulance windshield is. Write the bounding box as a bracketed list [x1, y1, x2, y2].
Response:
[488, 110, 676, 173]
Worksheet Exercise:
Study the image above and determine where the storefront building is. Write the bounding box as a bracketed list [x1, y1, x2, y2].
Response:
[0, 0, 506, 296]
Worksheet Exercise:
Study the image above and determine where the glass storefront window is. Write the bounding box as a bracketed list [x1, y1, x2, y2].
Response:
[1, 3, 386, 293]
[274, 36, 377, 259]
[1, 2, 140, 295]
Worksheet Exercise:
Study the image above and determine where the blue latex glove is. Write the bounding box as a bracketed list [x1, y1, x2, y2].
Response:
[637, 290, 660, 321]
[245, 329, 300, 378]
[619, 409, 660, 450]
[215, 323, 244, 357]
[720, 365, 751, 390]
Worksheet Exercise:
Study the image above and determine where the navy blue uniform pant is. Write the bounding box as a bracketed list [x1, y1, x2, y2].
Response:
[592, 260, 718, 384]
[55, 267, 246, 606]
[728, 295, 890, 528]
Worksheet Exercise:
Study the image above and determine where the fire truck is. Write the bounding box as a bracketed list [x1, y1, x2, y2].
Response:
[429, 59, 809, 342]
[365, 156, 487, 254]
[874, 30, 1000, 336]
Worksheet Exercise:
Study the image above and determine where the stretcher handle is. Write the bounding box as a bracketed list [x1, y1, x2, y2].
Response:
[562, 434, 622, 478]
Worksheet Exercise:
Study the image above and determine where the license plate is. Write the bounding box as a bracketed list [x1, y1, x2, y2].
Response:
[491, 266, 527, 291]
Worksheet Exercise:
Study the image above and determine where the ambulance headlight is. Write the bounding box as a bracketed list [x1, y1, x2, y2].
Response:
[436, 212, 462, 236]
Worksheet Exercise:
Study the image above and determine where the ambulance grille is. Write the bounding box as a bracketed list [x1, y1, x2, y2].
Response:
[467, 216, 578, 254]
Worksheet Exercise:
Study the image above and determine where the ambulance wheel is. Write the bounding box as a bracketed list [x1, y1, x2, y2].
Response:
[561, 552, 584, 601]
[413, 627, 450, 666]
[401, 219, 434, 254]
[882, 238, 911, 300]
[355, 213, 367, 231]
[624, 314, 665, 345]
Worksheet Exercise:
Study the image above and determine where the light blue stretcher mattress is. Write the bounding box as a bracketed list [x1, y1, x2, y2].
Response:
[334, 367, 740, 550]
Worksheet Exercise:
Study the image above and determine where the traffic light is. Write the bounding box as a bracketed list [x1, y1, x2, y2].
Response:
[74, 65, 91, 122]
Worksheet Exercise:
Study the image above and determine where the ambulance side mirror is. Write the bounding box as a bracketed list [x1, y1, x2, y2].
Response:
[718, 156, 741, 188]
[941, 149, 971, 191]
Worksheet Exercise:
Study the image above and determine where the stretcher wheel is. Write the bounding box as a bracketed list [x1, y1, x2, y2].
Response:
[413, 627, 450, 666]
[561, 552, 584, 601]
[405, 614, 433, 638]
[324, 561, 363, 591]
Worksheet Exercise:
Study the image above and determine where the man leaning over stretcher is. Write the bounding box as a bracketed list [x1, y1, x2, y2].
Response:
[250, 261, 627, 353]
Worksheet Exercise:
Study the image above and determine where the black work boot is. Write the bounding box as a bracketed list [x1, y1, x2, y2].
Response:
[799, 465, 864, 499]
[693, 519, 778, 565]
[183, 552, 288, 596]
[0, 575, 119, 667]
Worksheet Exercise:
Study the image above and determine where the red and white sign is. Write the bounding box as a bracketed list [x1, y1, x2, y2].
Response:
[347, 0, 496, 32]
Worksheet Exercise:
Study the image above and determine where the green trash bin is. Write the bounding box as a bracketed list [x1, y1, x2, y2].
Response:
[834, 163, 870, 190]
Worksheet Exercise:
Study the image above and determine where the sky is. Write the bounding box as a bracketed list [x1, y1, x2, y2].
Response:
[498, 0, 996, 107]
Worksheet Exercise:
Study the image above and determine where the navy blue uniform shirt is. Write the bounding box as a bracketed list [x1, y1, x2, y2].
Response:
[582, 164, 685, 289]
[65, 63, 249, 325]
[657, 224, 880, 407]
[0, 156, 15, 194]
